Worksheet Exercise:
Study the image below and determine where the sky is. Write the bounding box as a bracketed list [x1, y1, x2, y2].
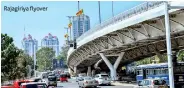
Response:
[1, 1, 143, 49]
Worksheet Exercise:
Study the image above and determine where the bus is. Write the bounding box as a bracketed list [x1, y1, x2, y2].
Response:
[136, 62, 184, 87]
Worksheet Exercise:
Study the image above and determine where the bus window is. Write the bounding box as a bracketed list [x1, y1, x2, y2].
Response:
[149, 69, 154, 75]
[137, 70, 143, 75]
[155, 69, 161, 75]
[146, 69, 150, 75]
[162, 68, 168, 75]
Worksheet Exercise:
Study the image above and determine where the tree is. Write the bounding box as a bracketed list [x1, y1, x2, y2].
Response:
[177, 50, 184, 61]
[1, 33, 34, 82]
[1, 33, 20, 81]
[56, 45, 69, 69]
[16, 50, 33, 78]
[36, 47, 55, 71]
[57, 45, 69, 66]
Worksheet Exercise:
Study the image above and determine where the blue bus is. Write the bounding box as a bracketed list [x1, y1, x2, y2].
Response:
[136, 62, 184, 87]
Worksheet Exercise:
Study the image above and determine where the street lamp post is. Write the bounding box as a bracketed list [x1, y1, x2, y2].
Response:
[34, 44, 36, 77]
[164, 2, 174, 88]
[164, 2, 184, 88]
[112, 1, 114, 17]
[98, 1, 101, 24]
[66, 16, 74, 41]
[64, 27, 69, 44]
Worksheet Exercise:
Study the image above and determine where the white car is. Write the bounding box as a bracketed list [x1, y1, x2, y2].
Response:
[78, 77, 99, 88]
[138, 79, 168, 88]
[94, 74, 111, 85]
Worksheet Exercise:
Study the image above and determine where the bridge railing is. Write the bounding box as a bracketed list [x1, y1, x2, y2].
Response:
[76, 1, 165, 42]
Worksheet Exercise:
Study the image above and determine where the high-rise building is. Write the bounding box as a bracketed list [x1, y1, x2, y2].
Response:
[41, 33, 59, 57]
[22, 34, 38, 57]
[72, 14, 90, 39]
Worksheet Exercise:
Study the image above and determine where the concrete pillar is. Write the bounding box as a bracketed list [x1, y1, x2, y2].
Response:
[87, 66, 91, 76]
[74, 66, 77, 76]
[92, 70, 95, 77]
[114, 52, 124, 70]
[99, 52, 124, 81]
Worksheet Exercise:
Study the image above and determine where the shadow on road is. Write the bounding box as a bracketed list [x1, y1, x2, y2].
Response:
[99, 84, 115, 86]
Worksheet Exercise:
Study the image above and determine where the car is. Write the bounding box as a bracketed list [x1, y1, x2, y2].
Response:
[76, 77, 83, 82]
[47, 75, 57, 87]
[28, 77, 42, 82]
[94, 74, 111, 85]
[55, 74, 60, 81]
[138, 79, 168, 88]
[60, 74, 68, 82]
[78, 77, 99, 88]
[13, 80, 31, 88]
[20, 82, 47, 88]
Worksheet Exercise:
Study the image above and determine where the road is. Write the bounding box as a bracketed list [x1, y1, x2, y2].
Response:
[54, 79, 136, 88]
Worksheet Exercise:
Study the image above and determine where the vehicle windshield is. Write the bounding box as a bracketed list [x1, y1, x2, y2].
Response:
[142, 80, 150, 86]
[48, 76, 56, 81]
[101, 75, 109, 78]
[84, 77, 92, 80]
[37, 84, 47, 88]
[60, 74, 67, 77]
[142, 79, 166, 86]
[24, 84, 47, 88]
[25, 84, 37, 88]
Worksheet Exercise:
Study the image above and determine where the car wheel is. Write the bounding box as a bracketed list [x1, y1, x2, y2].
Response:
[94, 86, 97, 88]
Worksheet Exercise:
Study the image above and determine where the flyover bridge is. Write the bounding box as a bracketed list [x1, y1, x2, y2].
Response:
[67, 1, 184, 79]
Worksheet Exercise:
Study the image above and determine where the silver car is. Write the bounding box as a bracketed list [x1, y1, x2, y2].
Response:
[78, 77, 99, 88]
[138, 79, 168, 88]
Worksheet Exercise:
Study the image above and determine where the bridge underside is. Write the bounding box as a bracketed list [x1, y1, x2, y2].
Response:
[77, 33, 184, 67]
[68, 9, 184, 71]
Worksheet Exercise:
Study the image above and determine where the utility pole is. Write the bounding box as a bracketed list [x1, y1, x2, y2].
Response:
[67, 16, 75, 42]
[77, 1, 80, 38]
[98, 1, 101, 24]
[34, 44, 36, 77]
[112, 1, 114, 17]
[164, 2, 174, 88]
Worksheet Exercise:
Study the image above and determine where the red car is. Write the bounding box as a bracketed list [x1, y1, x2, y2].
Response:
[60, 74, 68, 82]
[13, 80, 31, 88]
[1, 80, 31, 88]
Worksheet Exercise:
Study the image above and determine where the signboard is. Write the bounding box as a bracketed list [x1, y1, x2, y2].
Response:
[59, 59, 64, 68]
[53, 59, 57, 69]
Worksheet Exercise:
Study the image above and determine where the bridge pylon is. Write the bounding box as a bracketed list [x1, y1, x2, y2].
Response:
[99, 52, 124, 81]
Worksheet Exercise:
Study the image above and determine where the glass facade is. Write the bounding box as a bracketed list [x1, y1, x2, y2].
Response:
[72, 14, 90, 40]
[41, 33, 59, 57]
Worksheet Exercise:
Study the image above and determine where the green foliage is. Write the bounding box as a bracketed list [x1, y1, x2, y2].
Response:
[136, 57, 152, 66]
[1, 33, 33, 82]
[177, 50, 184, 61]
[57, 46, 69, 65]
[136, 51, 184, 66]
[1, 33, 21, 81]
[16, 50, 33, 78]
[36, 47, 55, 71]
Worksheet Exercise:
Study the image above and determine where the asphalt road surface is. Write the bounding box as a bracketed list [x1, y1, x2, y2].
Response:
[52, 79, 135, 88]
